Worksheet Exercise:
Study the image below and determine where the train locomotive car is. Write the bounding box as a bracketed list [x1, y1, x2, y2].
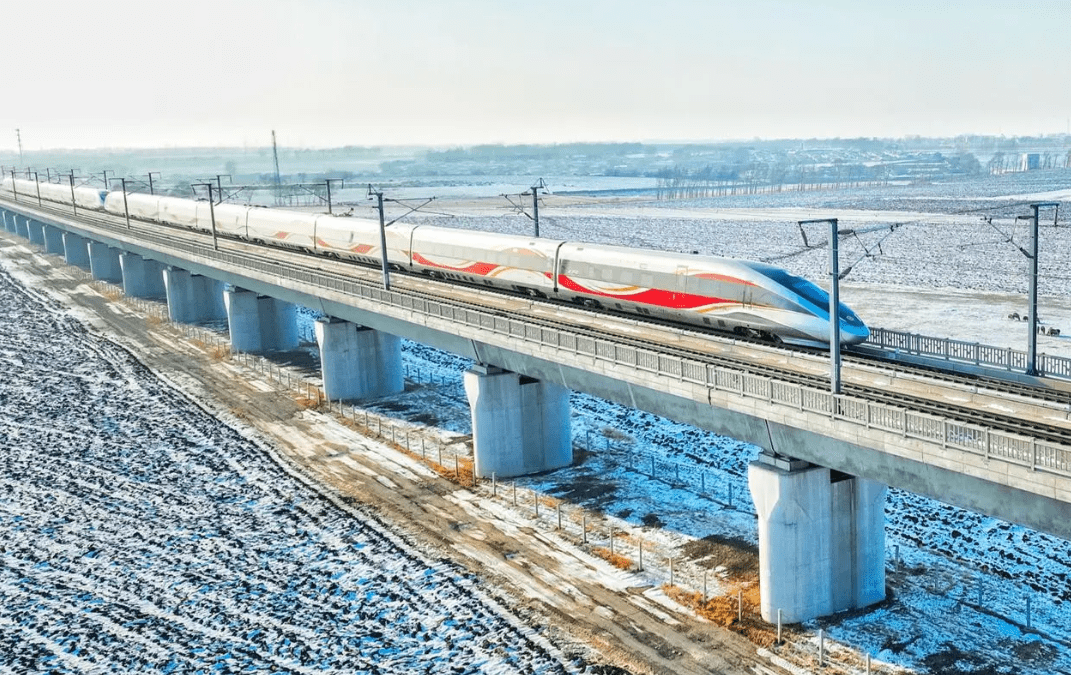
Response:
[555, 241, 867, 345]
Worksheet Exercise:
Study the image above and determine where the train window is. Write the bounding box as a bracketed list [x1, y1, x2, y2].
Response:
[756, 265, 828, 307]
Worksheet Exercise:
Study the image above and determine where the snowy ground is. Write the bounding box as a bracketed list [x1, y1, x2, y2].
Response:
[0, 267, 572, 674]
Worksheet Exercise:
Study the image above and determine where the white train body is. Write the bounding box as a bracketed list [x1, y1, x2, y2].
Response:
[2, 177, 106, 209]
[409, 227, 559, 294]
[2, 179, 869, 346]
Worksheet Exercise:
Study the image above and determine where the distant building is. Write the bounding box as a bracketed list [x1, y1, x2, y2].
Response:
[1020, 153, 1041, 171]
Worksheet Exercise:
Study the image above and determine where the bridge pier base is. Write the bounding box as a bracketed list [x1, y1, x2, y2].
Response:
[120, 254, 166, 299]
[163, 268, 226, 323]
[224, 288, 299, 353]
[314, 318, 402, 401]
[43, 225, 65, 255]
[87, 242, 123, 284]
[464, 365, 572, 478]
[27, 220, 45, 246]
[15, 215, 29, 239]
[62, 232, 90, 268]
[1, 211, 13, 233]
[748, 453, 886, 624]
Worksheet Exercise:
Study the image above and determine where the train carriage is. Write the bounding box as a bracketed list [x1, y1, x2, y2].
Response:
[242, 207, 321, 251]
[314, 215, 413, 268]
[105, 192, 160, 221]
[554, 242, 868, 345]
[409, 226, 560, 295]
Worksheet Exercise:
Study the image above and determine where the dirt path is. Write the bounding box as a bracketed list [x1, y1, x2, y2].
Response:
[0, 239, 791, 675]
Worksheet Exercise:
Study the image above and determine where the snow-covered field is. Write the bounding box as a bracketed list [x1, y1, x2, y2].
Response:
[0, 268, 571, 674]
[395, 340, 1071, 675]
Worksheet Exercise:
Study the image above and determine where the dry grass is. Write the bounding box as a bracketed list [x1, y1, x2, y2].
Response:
[592, 546, 633, 570]
[210, 345, 231, 361]
[103, 289, 123, 301]
[663, 580, 782, 648]
[295, 395, 326, 410]
[538, 495, 560, 509]
[600, 426, 633, 442]
[144, 314, 163, 326]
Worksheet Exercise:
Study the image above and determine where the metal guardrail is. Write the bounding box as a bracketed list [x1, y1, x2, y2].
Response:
[204, 242, 1071, 480]
[8, 199, 1071, 481]
[867, 326, 1071, 380]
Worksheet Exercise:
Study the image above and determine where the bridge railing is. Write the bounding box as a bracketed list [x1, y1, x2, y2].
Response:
[193, 238, 1071, 480]
[866, 326, 1071, 380]
[16, 202, 1071, 482]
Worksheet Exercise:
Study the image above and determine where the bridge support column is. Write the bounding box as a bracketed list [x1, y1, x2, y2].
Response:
[119, 254, 166, 299]
[43, 225, 65, 255]
[313, 318, 403, 401]
[224, 288, 299, 353]
[87, 242, 123, 283]
[15, 215, 29, 239]
[748, 453, 886, 624]
[162, 268, 226, 323]
[1, 211, 13, 233]
[62, 232, 90, 268]
[463, 365, 572, 478]
[27, 220, 45, 246]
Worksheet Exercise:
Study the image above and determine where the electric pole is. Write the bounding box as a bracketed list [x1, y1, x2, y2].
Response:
[191, 183, 219, 250]
[368, 184, 390, 290]
[68, 172, 77, 216]
[15, 129, 22, 165]
[799, 218, 842, 394]
[1019, 202, 1060, 376]
[523, 178, 547, 237]
[324, 178, 343, 214]
[111, 178, 132, 229]
[271, 130, 282, 206]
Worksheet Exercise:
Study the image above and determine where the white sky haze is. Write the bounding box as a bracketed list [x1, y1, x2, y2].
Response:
[3, 0, 1069, 150]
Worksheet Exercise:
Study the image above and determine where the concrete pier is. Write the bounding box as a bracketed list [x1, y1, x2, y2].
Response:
[1, 211, 12, 233]
[15, 215, 29, 239]
[748, 453, 886, 623]
[314, 318, 403, 401]
[224, 288, 299, 353]
[120, 254, 166, 299]
[87, 242, 123, 283]
[463, 365, 572, 478]
[162, 268, 227, 323]
[43, 225, 65, 255]
[62, 232, 90, 268]
[27, 220, 45, 246]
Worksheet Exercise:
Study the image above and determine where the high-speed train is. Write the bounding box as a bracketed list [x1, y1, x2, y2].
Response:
[0, 176, 869, 346]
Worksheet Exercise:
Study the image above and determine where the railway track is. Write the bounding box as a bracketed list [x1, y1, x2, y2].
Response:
[11, 196, 1071, 449]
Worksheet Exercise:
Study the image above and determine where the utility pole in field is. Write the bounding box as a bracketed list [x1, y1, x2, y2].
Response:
[502, 178, 548, 237]
[271, 130, 283, 206]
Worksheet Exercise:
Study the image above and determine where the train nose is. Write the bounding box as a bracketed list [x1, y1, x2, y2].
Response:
[840, 316, 870, 344]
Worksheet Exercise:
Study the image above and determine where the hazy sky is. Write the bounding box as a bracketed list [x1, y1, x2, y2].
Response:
[3, 0, 1069, 150]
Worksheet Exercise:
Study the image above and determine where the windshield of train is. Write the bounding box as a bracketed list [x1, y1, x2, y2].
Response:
[754, 264, 865, 324]
[760, 267, 828, 307]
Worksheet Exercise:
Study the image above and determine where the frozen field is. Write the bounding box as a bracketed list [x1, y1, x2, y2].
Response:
[0, 268, 571, 674]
